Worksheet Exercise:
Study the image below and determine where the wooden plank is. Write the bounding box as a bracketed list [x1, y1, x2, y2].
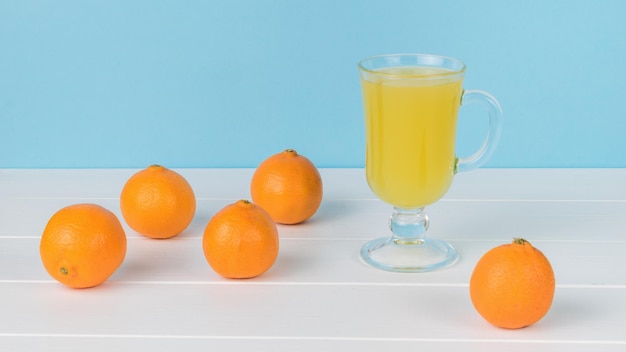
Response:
[3, 197, 625, 242]
[1, 335, 624, 352]
[2, 237, 624, 286]
[2, 168, 626, 201]
[0, 283, 623, 348]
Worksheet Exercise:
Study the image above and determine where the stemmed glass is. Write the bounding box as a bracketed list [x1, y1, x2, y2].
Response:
[358, 54, 503, 272]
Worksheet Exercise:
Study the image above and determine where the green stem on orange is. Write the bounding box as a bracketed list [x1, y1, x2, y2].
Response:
[60, 267, 69, 275]
[513, 237, 528, 245]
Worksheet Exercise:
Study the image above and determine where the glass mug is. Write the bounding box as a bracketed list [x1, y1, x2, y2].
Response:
[358, 54, 503, 272]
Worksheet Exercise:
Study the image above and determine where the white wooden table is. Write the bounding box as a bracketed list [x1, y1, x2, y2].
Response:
[1, 168, 625, 351]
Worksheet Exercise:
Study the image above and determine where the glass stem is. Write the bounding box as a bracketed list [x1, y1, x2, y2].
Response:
[389, 207, 429, 245]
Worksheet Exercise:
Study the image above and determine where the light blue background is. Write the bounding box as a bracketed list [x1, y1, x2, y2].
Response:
[1, 0, 625, 168]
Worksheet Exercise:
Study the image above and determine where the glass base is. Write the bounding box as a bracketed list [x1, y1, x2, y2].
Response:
[360, 237, 458, 273]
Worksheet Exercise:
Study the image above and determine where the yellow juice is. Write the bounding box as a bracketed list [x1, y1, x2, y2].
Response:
[362, 66, 463, 208]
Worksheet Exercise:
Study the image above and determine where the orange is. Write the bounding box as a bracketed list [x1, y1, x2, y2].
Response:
[469, 238, 556, 329]
[250, 149, 323, 224]
[40, 203, 127, 289]
[202, 200, 279, 279]
[120, 164, 196, 239]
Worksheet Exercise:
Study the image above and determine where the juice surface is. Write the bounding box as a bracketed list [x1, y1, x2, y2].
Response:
[362, 66, 463, 208]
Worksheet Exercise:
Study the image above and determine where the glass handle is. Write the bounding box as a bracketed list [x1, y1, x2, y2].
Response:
[456, 89, 503, 173]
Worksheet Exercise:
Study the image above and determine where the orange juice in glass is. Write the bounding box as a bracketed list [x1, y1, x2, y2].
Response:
[358, 54, 502, 272]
